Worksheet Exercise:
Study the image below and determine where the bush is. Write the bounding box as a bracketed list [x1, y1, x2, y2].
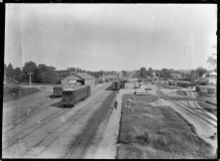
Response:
[4, 86, 39, 101]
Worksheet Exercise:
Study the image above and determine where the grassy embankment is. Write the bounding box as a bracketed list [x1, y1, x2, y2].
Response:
[117, 94, 215, 159]
[3, 85, 39, 101]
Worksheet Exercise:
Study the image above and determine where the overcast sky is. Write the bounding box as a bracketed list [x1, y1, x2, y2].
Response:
[5, 4, 217, 71]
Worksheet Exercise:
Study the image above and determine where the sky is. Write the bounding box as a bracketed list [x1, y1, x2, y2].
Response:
[5, 4, 217, 71]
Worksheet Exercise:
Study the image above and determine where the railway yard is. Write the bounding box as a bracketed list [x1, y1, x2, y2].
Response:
[2, 80, 217, 159]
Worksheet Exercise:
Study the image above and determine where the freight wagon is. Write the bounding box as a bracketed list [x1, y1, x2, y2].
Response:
[112, 81, 121, 90]
[53, 86, 63, 97]
[62, 85, 91, 107]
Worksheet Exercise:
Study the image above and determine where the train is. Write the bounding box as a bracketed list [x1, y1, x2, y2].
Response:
[62, 85, 91, 107]
[112, 80, 125, 90]
[53, 86, 63, 97]
[168, 80, 196, 88]
[112, 81, 121, 90]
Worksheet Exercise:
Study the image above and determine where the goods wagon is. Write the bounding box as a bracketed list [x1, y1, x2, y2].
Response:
[62, 85, 91, 107]
[53, 86, 63, 97]
[113, 81, 121, 90]
[120, 80, 125, 88]
[196, 85, 216, 95]
[176, 81, 195, 88]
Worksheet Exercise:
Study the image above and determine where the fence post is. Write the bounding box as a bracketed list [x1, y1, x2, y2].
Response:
[13, 92, 14, 97]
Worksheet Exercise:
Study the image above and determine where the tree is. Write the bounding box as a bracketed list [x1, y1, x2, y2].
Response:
[140, 67, 147, 78]
[159, 68, 171, 79]
[22, 61, 38, 82]
[6, 63, 15, 81]
[207, 44, 217, 71]
[14, 67, 22, 81]
[122, 70, 128, 78]
[67, 67, 76, 73]
[4, 63, 7, 79]
[196, 67, 207, 78]
[36, 64, 58, 84]
[189, 69, 197, 81]
[147, 67, 153, 77]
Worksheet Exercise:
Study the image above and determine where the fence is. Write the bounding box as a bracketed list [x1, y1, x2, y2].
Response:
[3, 87, 39, 101]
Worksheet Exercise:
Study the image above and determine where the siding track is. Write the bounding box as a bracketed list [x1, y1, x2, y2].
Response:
[21, 91, 109, 158]
[64, 91, 116, 159]
[159, 91, 216, 128]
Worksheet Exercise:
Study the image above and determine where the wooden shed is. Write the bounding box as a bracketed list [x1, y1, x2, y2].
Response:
[61, 72, 96, 87]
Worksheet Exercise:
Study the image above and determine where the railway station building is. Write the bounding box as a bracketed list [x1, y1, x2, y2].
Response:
[61, 72, 96, 86]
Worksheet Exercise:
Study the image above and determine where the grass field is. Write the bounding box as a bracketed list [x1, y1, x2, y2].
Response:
[117, 94, 215, 159]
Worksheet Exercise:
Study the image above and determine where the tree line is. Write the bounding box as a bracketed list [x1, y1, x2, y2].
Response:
[4, 61, 118, 84]
[139, 66, 209, 82]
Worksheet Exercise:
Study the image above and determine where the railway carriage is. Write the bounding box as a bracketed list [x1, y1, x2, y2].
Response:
[53, 86, 63, 97]
[62, 85, 91, 107]
[112, 81, 121, 90]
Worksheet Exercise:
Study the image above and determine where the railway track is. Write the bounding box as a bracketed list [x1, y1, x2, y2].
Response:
[3, 84, 111, 158]
[21, 91, 110, 158]
[3, 84, 109, 150]
[187, 91, 216, 122]
[159, 91, 217, 128]
[3, 98, 60, 134]
[3, 83, 109, 138]
[64, 91, 116, 159]
[2, 108, 70, 151]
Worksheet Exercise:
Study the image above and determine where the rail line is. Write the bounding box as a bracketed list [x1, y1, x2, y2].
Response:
[21, 91, 109, 158]
[64, 91, 116, 159]
[3, 98, 60, 134]
[2, 98, 50, 129]
[3, 83, 111, 156]
[3, 83, 109, 137]
[3, 84, 109, 151]
[159, 91, 217, 128]
[2, 108, 70, 151]
[187, 91, 216, 122]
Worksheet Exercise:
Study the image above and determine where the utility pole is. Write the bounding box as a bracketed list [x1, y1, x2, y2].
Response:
[158, 71, 160, 100]
[28, 72, 33, 87]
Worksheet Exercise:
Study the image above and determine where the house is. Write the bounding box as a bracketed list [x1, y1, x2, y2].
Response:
[61, 72, 96, 87]
[100, 74, 118, 82]
[170, 73, 181, 79]
[201, 71, 217, 85]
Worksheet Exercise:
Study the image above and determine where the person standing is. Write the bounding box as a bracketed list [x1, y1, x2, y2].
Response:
[115, 100, 118, 109]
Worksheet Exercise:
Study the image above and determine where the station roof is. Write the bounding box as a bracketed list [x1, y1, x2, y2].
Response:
[70, 72, 96, 80]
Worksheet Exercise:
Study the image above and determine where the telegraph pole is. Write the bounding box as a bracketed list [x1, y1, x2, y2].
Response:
[158, 71, 160, 100]
[28, 72, 33, 87]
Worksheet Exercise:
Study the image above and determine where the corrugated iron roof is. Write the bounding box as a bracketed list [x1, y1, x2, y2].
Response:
[70, 72, 95, 80]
